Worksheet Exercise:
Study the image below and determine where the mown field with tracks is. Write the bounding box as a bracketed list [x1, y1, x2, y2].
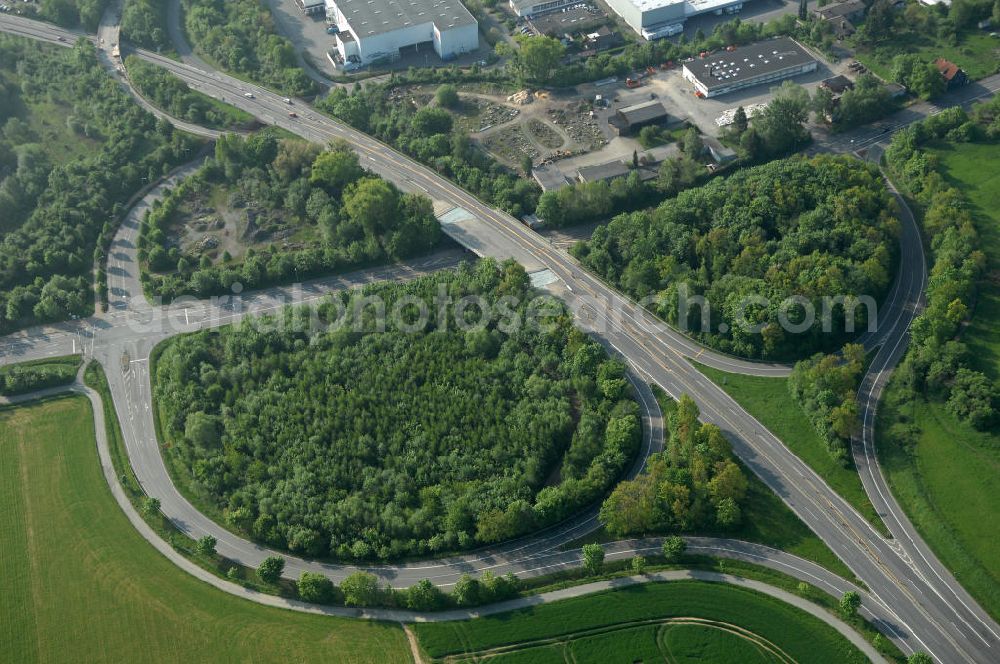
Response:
[413, 580, 866, 663]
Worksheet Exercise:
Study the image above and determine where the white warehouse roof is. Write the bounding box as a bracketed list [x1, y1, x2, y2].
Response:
[630, 0, 739, 16]
[334, 0, 476, 37]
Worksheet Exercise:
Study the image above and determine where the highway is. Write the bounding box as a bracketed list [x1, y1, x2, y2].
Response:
[2, 11, 999, 661]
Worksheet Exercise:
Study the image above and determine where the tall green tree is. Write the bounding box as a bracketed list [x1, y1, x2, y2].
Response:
[309, 143, 363, 195]
[756, 82, 811, 155]
[840, 590, 862, 617]
[296, 572, 334, 603]
[340, 572, 379, 606]
[257, 556, 285, 584]
[514, 36, 566, 85]
[582, 543, 605, 575]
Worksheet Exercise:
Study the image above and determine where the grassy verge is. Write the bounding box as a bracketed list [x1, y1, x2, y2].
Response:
[868, 141, 1000, 622]
[412, 580, 869, 663]
[694, 363, 889, 536]
[0, 394, 410, 663]
[929, 142, 1000, 379]
[878, 381, 1000, 620]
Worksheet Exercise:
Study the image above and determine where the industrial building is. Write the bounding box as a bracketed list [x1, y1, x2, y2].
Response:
[703, 136, 736, 163]
[681, 37, 818, 98]
[601, 0, 744, 40]
[577, 160, 632, 183]
[509, 0, 577, 18]
[325, 0, 478, 66]
[296, 0, 326, 15]
[609, 100, 669, 135]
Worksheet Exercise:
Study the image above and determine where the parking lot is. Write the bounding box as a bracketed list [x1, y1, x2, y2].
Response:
[263, 0, 339, 78]
[680, 0, 799, 40]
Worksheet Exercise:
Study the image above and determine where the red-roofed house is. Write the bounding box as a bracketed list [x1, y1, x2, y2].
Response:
[935, 58, 968, 89]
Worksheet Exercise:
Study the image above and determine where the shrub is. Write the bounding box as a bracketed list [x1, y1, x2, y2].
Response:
[257, 556, 285, 584]
[297, 572, 335, 603]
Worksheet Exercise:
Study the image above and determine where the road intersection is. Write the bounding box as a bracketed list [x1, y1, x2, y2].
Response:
[1, 12, 999, 661]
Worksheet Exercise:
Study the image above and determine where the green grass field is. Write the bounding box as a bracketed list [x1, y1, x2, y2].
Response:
[878, 386, 1000, 619]
[0, 396, 410, 663]
[482, 623, 779, 663]
[854, 29, 1000, 82]
[660, 624, 775, 663]
[874, 141, 1000, 621]
[693, 364, 887, 535]
[413, 581, 865, 663]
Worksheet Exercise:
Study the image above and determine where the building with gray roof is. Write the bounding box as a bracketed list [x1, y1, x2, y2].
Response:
[326, 0, 478, 66]
[681, 37, 818, 98]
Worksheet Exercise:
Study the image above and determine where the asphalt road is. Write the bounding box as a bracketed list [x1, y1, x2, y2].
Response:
[813, 74, 1000, 156]
[2, 12, 1000, 661]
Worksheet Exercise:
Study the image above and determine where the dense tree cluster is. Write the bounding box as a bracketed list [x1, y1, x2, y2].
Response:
[181, 0, 316, 96]
[789, 344, 865, 466]
[0, 357, 81, 396]
[890, 55, 947, 101]
[139, 134, 441, 300]
[154, 260, 641, 560]
[37, 0, 109, 31]
[497, 35, 566, 86]
[886, 106, 997, 430]
[0, 38, 199, 332]
[862, 0, 997, 44]
[816, 74, 898, 130]
[535, 172, 654, 228]
[126, 57, 253, 130]
[715, 82, 819, 163]
[318, 84, 540, 218]
[858, 0, 998, 93]
[291, 568, 519, 609]
[969, 94, 1000, 139]
[572, 155, 899, 359]
[121, 0, 170, 51]
[599, 395, 749, 535]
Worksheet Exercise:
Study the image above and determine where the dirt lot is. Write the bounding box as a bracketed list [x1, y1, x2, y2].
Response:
[526, 118, 565, 149]
[468, 90, 609, 168]
[383, 83, 613, 169]
[167, 184, 315, 266]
